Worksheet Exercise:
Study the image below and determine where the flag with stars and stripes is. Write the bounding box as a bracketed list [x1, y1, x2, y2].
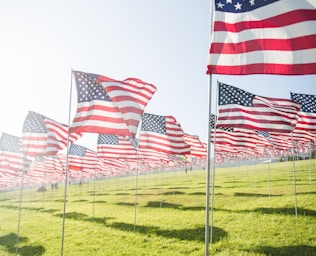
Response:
[0, 132, 32, 171]
[70, 71, 156, 137]
[207, 0, 316, 75]
[291, 92, 316, 133]
[183, 134, 207, 158]
[216, 82, 300, 133]
[139, 113, 190, 155]
[97, 134, 138, 159]
[68, 144, 103, 171]
[22, 111, 82, 156]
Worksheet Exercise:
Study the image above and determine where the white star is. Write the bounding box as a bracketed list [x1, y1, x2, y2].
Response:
[226, 0, 232, 3]
[249, 0, 255, 6]
[217, 2, 225, 8]
[234, 2, 242, 10]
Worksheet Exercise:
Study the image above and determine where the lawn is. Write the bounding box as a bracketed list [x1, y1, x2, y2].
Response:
[0, 159, 315, 255]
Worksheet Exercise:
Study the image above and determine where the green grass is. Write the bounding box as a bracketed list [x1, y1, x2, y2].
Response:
[0, 160, 315, 255]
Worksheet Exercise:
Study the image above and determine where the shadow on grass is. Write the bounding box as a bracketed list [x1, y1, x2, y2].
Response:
[91, 200, 107, 204]
[163, 191, 185, 195]
[110, 222, 227, 243]
[250, 207, 316, 217]
[72, 199, 89, 202]
[0, 233, 45, 256]
[234, 192, 282, 197]
[54, 211, 114, 225]
[145, 201, 182, 209]
[250, 244, 316, 256]
[116, 202, 135, 207]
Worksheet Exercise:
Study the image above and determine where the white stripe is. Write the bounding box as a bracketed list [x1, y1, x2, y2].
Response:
[212, 21, 316, 43]
[209, 48, 316, 65]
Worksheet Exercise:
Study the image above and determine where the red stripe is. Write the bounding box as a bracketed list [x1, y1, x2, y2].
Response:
[214, 10, 316, 32]
[206, 63, 316, 75]
[210, 35, 316, 54]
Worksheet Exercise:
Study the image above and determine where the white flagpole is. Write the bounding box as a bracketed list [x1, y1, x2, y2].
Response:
[133, 117, 142, 232]
[205, 0, 215, 254]
[60, 69, 74, 256]
[205, 75, 213, 256]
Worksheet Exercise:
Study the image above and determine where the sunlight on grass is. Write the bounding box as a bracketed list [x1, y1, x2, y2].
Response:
[0, 160, 315, 255]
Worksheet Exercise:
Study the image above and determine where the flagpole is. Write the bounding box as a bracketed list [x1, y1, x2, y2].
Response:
[205, 74, 213, 256]
[60, 68, 74, 256]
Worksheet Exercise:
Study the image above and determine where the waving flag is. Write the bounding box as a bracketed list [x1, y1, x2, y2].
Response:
[216, 82, 300, 133]
[70, 71, 156, 137]
[0, 133, 32, 171]
[97, 134, 138, 159]
[68, 144, 102, 171]
[291, 92, 316, 132]
[183, 134, 207, 158]
[139, 113, 190, 155]
[207, 0, 316, 75]
[22, 111, 82, 156]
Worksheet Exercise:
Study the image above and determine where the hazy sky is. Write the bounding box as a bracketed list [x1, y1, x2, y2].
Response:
[1, 0, 315, 150]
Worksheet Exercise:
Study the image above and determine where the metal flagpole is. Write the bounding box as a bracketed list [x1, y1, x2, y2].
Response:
[291, 135, 298, 217]
[60, 69, 74, 256]
[205, 74, 213, 256]
[209, 81, 219, 248]
[133, 118, 142, 232]
[205, 0, 215, 253]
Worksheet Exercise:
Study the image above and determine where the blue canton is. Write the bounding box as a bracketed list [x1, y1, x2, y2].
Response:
[98, 134, 119, 145]
[218, 82, 254, 106]
[141, 113, 166, 134]
[74, 71, 111, 103]
[215, 0, 279, 13]
[0, 133, 21, 152]
[69, 144, 86, 157]
[23, 111, 47, 133]
[291, 93, 316, 113]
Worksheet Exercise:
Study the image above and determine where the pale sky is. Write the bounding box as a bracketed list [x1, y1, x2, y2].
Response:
[1, 0, 315, 151]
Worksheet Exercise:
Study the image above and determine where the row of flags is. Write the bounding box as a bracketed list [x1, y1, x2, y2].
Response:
[1, 76, 315, 188]
[0, 70, 208, 190]
[2, 0, 316, 189]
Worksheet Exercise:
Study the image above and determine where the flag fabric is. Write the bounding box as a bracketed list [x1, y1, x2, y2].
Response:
[97, 134, 138, 159]
[139, 113, 190, 155]
[22, 111, 82, 156]
[70, 71, 156, 137]
[68, 144, 108, 173]
[98, 75, 157, 137]
[183, 134, 207, 158]
[68, 144, 99, 170]
[0, 133, 32, 171]
[44, 118, 82, 155]
[291, 92, 316, 132]
[207, 0, 316, 75]
[216, 82, 300, 133]
[22, 111, 48, 156]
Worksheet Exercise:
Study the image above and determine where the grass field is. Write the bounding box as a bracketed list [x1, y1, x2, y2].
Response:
[0, 160, 315, 256]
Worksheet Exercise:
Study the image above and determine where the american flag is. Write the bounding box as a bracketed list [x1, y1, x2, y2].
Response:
[291, 92, 316, 133]
[139, 113, 190, 155]
[0, 132, 32, 171]
[70, 71, 156, 137]
[207, 0, 316, 75]
[44, 118, 82, 155]
[98, 75, 157, 137]
[97, 134, 138, 159]
[22, 111, 48, 157]
[22, 111, 82, 156]
[216, 82, 300, 133]
[68, 144, 99, 170]
[183, 134, 207, 158]
[210, 113, 258, 148]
